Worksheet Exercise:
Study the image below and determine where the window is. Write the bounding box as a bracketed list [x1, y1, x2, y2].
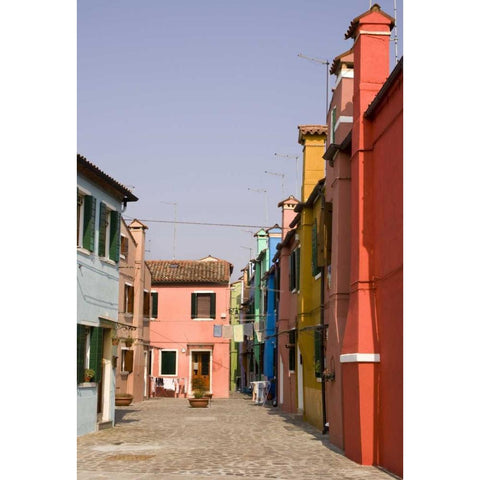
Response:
[77, 191, 96, 251]
[160, 350, 177, 376]
[143, 290, 150, 317]
[99, 202, 120, 262]
[330, 106, 337, 144]
[121, 349, 134, 373]
[124, 284, 134, 315]
[312, 219, 321, 277]
[151, 291, 158, 319]
[314, 328, 322, 378]
[77, 325, 103, 383]
[289, 248, 300, 292]
[288, 330, 296, 372]
[120, 235, 128, 259]
[317, 199, 333, 269]
[191, 292, 216, 319]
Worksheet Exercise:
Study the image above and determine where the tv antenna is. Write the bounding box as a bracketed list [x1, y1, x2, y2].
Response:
[248, 188, 268, 226]
[159, 201, 177, 259]
[265, 170, 285, 196]
[298, 53, 330, 118]
[274, 153, 300, 198]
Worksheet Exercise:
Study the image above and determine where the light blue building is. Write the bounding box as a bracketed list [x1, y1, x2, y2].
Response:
[77, 154, 137, 436]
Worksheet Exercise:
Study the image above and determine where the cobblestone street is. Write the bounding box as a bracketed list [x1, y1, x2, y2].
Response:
[77, 393, 397, 479]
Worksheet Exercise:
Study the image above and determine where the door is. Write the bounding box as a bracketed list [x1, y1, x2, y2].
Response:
[191, 351, 211, 392]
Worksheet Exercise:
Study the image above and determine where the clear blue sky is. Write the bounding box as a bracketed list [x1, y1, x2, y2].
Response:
[78, 0, 403, 279]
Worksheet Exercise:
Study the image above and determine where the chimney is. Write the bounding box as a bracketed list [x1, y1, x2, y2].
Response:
[297, 125, 327, 202]
[328, 48, 354, 148]
[277, 195, 299, 240]
[346, 3, 395, 148]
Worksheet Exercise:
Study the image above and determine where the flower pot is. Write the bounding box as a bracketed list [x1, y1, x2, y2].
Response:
[188, 398, 209, 408]
[115, 394, 133, 406]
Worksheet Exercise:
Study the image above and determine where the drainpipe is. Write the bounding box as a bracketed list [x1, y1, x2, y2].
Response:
[320, 265, 328, 434]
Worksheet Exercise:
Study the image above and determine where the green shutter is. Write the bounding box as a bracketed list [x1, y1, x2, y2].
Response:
[77, 325, 86, 383]
[324, 202, 333, 265]
[83, 195, 96, 252]
[191, 293, 197, 319]
[109, 210, 120, 262]
[151, 291, 158, 318]
[312, 219, 318, 276]
[314, 329, 321, 378]
[295, 248, 300, 291]
[89, 327, 104, 383]
[98, 203, 107, 257]
[289, 254, 295, 291]
[210, 293, 216, 319]
[161, 351, 176, 375]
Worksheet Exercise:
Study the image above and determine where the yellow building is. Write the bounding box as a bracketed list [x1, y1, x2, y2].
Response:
[294, 125, 327, 431]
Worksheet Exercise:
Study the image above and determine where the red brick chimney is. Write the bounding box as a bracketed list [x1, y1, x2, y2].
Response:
[277, 195, 299, 240]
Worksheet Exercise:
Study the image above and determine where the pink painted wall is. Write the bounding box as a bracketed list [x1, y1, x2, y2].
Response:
[150, 284, 231, 398]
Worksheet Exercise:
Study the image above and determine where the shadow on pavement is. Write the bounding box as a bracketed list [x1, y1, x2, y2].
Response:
[115, 408, 140, 424]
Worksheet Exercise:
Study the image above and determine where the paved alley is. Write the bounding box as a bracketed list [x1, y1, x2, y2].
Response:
[77, 393, 397, 480]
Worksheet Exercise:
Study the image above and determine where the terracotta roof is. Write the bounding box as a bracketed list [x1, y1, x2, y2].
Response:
[147, 258, 233, 285]
[330, 48, 354, 75]
[77, 154, 138, 202]
[298, 125, 328, 144]
[345, 4, 395, 40]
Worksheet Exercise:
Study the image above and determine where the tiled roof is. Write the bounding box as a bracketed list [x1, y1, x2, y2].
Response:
[298, 125, 328, 144]
[330, 48, 354, 75]
[147, 258, 233, 285]
[77, 154, 138, 202]
[345, 4, 395, 40]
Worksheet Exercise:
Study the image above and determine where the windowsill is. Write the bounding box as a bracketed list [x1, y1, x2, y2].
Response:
[314, 272, 322, 281]
[120, 371, 131, 376]
[193, 318, 214, 321]
[78, 382, 97, 388]
[100, 257, 117, 266]
[77, 247, 92, 256]
[316, 377, 323, 383]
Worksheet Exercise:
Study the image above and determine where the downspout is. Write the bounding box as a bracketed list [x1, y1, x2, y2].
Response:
[320, 265, 328, 434]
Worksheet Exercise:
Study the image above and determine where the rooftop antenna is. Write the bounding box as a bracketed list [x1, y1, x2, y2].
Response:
[298, 53, 330, 119]
[393, 0, 399, 64]
[159, 201, 177, 259]
[274, 153, 300, 198]
[265, 170, 285, 196]
[248, 188, 268, 226]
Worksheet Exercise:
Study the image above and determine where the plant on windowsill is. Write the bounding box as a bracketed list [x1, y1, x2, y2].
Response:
[124, 336, 134, 348]
[112, 335, 120, 346]
[84, 368, 95, 382]
[322, 368, 335, 382]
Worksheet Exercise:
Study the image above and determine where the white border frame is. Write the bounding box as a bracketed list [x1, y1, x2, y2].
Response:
[159, 349, 178, 377]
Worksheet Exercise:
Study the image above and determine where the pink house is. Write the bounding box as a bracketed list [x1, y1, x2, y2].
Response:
[273, 196, 299, 413]
[146, 256, 233, 399]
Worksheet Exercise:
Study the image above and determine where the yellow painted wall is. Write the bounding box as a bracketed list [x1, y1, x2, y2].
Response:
[296, 127, 326, 429]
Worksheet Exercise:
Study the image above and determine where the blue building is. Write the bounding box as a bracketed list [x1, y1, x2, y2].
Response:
[77, 154, 137, 436]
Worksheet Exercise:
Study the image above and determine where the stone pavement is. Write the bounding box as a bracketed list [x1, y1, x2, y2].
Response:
[77, 392, 398, 480]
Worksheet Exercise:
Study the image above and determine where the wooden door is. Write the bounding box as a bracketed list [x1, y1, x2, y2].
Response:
[191, 351, 211, 392]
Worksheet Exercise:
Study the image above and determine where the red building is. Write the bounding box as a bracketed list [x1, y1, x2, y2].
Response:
[323, 5, 403, 477]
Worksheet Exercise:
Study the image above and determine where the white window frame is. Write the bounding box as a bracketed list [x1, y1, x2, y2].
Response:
[124, 282, 134, 316]
[100, 201, 116, 260]
[159, 349, 178, 377]
[120, 347, 133, 374]
[120, 234, 128, 260]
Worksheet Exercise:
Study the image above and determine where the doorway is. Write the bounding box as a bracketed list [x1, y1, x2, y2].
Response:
[191, 351, 211, 393]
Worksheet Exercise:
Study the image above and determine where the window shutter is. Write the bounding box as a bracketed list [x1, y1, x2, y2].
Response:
[83, 195, 96, 252]
[318, 202, 326, 267]
[209, 293, 216, 319]
[77, 325, 86, 383]
[89, 327, 104, 383]
[98, 203, 107, 257]
[109, 210, 120, 262]
[197, 294, 211, 318]
[295, 248, 301, 291]
[324, 202, 333, 265]
[127, 286, 134, 314]
[151, 291, 158, 318]
[124, 350, 134, 372]
[161, 351, 176, 375]
[289, 254, 295, 291]
[311, 219, 318, 276]
[191, 293, 197, 319]
[143, 290, 150, 316]
[314, 329, 321, 378]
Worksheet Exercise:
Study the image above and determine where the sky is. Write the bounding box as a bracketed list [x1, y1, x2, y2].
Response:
[77, 0, 403, 280]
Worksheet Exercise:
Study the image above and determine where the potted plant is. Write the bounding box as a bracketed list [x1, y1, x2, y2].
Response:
[115, 393, 134, 406]
[125, 336, 134, 348]
[112, 335, 120, 346]
[322, 368, 335, 382]
[84, 368, 95, 382]
[188, 377, 209, 408]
